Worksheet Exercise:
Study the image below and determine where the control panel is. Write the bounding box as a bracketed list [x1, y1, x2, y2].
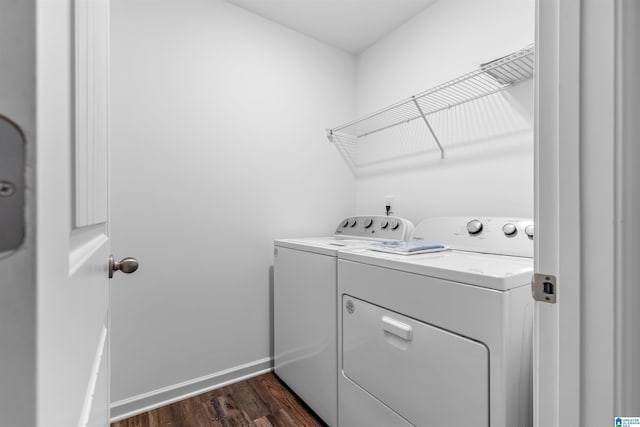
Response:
[334, 216, 414, 240]
[412, 217, 534, 258]
[464, 218, 534, 240]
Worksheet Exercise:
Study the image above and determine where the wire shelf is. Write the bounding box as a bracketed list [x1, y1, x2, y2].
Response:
[327, 45, 535, 164]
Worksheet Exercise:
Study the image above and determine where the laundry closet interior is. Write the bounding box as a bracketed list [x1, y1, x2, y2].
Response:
[109, 0, 534, 423]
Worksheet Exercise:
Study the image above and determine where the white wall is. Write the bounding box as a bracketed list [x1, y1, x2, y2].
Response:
[110, 0, 535, 417]
[109, 0, 355, 416]
[0, 1, 36, 426]
[353, 0, 535, 223]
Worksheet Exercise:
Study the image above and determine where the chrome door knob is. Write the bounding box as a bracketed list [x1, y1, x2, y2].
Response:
[109, 255, 139, 279]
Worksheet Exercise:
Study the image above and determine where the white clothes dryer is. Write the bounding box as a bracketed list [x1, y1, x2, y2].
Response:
[337, 217, 534, 427]
[274, 215, 414, 426]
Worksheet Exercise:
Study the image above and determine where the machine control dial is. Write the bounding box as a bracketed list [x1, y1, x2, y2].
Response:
[348, 219, 357, 227]
[364, 218, 373, 229]
[341, 219, 350, 228]
[502, 223, 517, 236]
[466, 219, 483, 235]
[380, 220, 389, 229]
[524, 224, 534, 239]
[389, 219, 399, 230]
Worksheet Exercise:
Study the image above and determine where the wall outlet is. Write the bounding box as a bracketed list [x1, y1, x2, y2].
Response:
[385, 195, 394, 215]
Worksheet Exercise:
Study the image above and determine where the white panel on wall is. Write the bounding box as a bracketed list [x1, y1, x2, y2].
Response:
[75, 0, 109, 228]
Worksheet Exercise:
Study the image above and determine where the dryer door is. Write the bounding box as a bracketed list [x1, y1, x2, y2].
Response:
[342, 296, 489, 426]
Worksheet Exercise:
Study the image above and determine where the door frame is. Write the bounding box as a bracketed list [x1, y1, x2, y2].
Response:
[534, 0, 582, 425]
[535, 0, 639, 425]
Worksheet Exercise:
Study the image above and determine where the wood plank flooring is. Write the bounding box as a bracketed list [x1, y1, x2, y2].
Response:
[111, 373, 327, 427]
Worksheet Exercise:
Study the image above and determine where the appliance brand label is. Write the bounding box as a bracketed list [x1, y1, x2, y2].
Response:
[345, 300, 355, 314]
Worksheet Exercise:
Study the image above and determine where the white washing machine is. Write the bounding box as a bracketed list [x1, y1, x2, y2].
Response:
[337, 217, 534, 427]
[274, 216, 414, 426]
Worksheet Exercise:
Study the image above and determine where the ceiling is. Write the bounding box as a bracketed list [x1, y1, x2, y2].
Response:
[224, 0, 437, 55]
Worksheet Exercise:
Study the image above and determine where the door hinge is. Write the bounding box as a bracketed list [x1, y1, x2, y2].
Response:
[531, 273, 557, 303]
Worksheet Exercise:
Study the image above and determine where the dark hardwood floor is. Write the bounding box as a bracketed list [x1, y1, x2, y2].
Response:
[111, 372, 327, 427]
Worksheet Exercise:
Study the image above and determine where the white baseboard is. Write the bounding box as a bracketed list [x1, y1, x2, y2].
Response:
[110, 357, 273, 423]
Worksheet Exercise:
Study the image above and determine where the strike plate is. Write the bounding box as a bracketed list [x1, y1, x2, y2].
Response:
[531, 273, 557, 303]
[0, 116, 25, 252]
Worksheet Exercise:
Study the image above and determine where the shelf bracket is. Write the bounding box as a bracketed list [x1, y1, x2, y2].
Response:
[412, 96, 445, 159]
[326, 128, 334, 143]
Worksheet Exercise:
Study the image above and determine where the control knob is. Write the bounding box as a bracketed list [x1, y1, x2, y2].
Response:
[525, 224, 534, 239]
[502, 223, 517, 237]
[389, 219, 399, 230]
[349, 219, 357, 227]
[341, 219, 350, 228]
[466, 219, 483, 235]
[364, 218, 373, 229]
[380, 220, 389, 229]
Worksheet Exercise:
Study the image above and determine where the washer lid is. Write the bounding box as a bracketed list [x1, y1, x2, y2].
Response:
[275, 237, 377, 256]
[338, 248, 533, 291]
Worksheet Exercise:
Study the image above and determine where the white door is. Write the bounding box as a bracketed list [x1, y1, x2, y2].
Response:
[36, 0, 134, 426]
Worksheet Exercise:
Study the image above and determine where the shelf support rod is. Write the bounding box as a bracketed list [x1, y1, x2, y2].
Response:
[412, 96, 445, 159]
[326, 128, 334, 142]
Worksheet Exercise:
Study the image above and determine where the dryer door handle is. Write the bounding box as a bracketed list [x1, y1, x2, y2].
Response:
[382, 316, 413, 341]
